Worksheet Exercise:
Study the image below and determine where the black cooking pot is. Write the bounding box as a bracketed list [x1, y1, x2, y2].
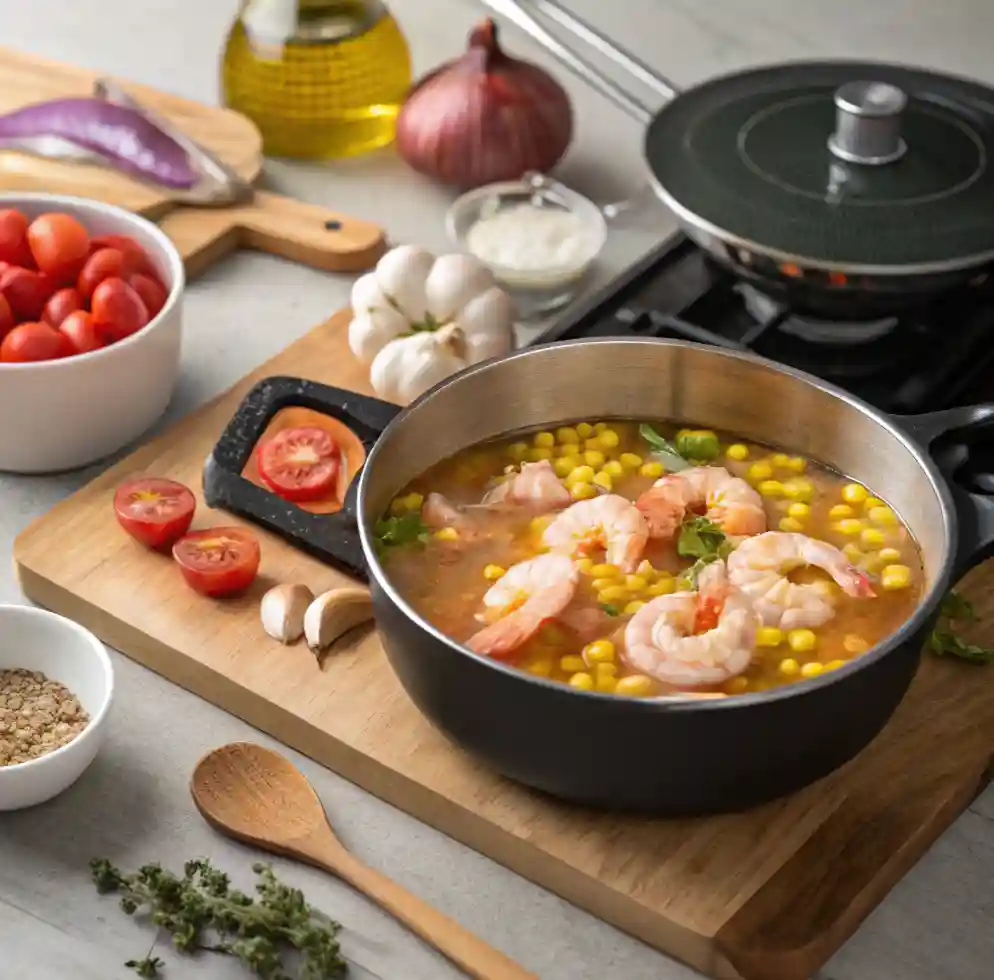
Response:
[203, 340, 994, 815]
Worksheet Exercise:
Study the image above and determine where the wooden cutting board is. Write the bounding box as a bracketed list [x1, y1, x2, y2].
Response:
[0, 46, 385, 275]
[13, 309, 994, 980]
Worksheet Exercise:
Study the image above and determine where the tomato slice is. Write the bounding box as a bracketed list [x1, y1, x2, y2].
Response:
[172, 526, 261, 598]
[257, 426, 341, 502]
[114, 477, 196, 550]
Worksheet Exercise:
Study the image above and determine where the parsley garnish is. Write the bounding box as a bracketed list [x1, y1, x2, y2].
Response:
[929, 589, 994, 664]
[638, 424, 691, 472]
[374, 513, 429, 554]
[676, 516, 732, 586]
[599, 603, 621, 617]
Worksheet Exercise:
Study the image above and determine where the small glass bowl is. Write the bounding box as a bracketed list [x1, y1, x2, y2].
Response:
[446, 172, 608, 321]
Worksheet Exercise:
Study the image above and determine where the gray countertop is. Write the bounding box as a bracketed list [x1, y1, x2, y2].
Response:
[1, 2, 993, 978]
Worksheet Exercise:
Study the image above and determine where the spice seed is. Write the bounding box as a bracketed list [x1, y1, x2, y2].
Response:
[0, 668, 90, 767]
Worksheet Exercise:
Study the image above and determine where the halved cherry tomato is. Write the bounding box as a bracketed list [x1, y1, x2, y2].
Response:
[0, 266, 56, 321]
[257, 426, 341, 502]
[59, 310, 105, 355]
[90, 234, 156, 277]
[114, 476, 196, 550]
[77, 247, 133, 299]
[91, 277, 149, 342]
[172, 526, 261, 597]
[128, 273, 168, 318]
[0, 209, 33, 267]
[42, 286, 84, 327]
[0, 294, 14, 341]
[27, 213, 90, 283]
[0, 321, 72, 362]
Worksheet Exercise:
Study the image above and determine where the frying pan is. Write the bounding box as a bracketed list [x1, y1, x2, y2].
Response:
[484, 0, 994, 320]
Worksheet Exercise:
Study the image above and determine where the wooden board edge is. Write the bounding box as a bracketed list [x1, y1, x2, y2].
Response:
[14, 562, 734, 978]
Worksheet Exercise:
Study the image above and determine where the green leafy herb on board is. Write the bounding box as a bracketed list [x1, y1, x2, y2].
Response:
[90, 857, 347, 979]
[929, 589, 994, 664]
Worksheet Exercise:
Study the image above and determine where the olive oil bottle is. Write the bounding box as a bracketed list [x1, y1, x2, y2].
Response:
[222, 0, 412, 159]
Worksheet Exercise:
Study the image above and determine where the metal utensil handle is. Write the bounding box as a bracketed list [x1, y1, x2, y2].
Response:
[479, 0, 680, 123]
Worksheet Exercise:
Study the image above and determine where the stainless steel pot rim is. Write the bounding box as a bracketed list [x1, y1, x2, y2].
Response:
[358, 337, 959, 711]
[645, 167, 994, 278]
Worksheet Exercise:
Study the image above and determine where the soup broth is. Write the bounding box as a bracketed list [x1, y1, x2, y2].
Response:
[376, 420, 924, 699]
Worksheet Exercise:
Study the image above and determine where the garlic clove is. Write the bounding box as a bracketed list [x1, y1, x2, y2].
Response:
[260, 583, 315, 644]
[424, 253, 495, 322]
[454, 286, 516, 363]
[303, 587, 375, 655]
[374, 245, 434, 321]
[348, 308, 407, 364]
[369, 333, 465, 405]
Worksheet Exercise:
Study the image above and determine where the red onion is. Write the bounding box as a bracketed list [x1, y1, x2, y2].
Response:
[396, 18, 574, 188]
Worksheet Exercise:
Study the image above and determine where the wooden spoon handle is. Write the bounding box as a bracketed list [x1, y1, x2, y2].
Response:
[331, 851, 537, 980]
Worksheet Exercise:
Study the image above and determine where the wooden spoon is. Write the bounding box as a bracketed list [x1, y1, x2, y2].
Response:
[190, 742, 537, 980]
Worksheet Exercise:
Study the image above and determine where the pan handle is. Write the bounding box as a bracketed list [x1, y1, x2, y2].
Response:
[479, 0, 679, 124]
[894, 404, 994, 575]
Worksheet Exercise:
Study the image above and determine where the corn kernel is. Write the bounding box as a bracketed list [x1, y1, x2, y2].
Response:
[779, 517, 804, 533]
[529, 516, 552, 536]
[526, 447, 554, 462]
[861, 527, 886, 548]
[570, 482, 597, 501]
[785, 456, 807, 473]
[389, 497, 408, 515]
[595, 662, 618, 678]
[590, 563, 619, 578]
[595, 674, 617, 693]
[756, 626, 784, 647]
[829, 504, 854, 519]
[598, 429, 620, 448]
[591, 577, 617, 593]
[575, 422, 594, 438]
[434, 527, 459, 541]
[800, 662, 824, 678]
[593, 470, 613, 491]
[560, 655, 587, 673]
[833, 519, 864, 536]
[783, 478, 814, 502]
[405, 492, 424, 510]
[508, 441, 529, 460]
[647, 578, 676, 596]
[533, 431, 555, 448]
[881, 564, 912, 590]
[584, 436, 603, 452]
[639, 461, 665, 478]
[624, 600, 646, 614]
[842, 542, 863, 562]
[747, 460, 774, 482]
[787, 629, 818, 653]
[771, 453, 792, 469]
[553, 457, 575, 478]
[878, 547, 902, 563]
[758, 480, 786, 498]
[574, 557, 594, 574]
[864, 496, 886, 510]
[841, 483, 869, 504]
[725, 676, 750, 693]
[615, 674, 655, 697]
[619, 452, 644, 470]
[556, 443, 578, 456]
[824, 659, 847, 671]
[778, 657, 800, 676]
[787, 502, 811, 519]
[599, 585, 629, 602]
[565, 464, 595, 486]
[726, 443, 750, 461]
[555, 426, 579, 444]
[636, 559, 655, 577]
[625, 574, 649, 591]
[583, 640, 616, 664]
[869, 506, 899, 526]
[594, 422, 609, 433]
[843, 634, 870, 655]
[568, 672, 595, 691]
[584, 450, 606, 469]
[483, 564, 505, 581]
[527, 660, 553, 677]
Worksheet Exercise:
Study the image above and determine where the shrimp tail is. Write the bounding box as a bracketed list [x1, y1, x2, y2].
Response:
[467, 610, 544, 660]
[635, 486, 684, 539]
[844, 568, 877, 598]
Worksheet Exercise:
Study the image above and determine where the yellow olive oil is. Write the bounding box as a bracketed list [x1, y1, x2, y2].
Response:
[222, 0, 412, 159]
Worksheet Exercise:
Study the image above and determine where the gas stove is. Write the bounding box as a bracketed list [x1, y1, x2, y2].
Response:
[533, 236, 994, 414]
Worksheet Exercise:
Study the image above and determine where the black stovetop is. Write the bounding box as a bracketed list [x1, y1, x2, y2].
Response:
[533, 236, 994, 415]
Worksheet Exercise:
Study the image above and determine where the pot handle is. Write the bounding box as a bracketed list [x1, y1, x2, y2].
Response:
[894, 404, 994, 575]
[202, 376, 402, 581]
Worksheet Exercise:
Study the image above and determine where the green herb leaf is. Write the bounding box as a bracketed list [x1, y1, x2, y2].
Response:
[599, 603, 620, 617]
[675, 430, 721, 462]
[676, 516, 732, 587]
[374, 512, 430, 552]
[125, 956, 165, 979]
[929, 588, 994, 664]
[638, 424, 691, 472]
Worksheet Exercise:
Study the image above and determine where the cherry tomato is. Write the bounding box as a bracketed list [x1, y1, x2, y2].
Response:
[89, 234, 156, 277]
[0, 321, 73, 363]
[128, 273, 168, 318]
[257, 426, 341, 502]
[172, 526, 261, 598]
[0, 294, 14, 341]
[42, 286, 84, 327]
[0, 266, 56, 321]
[114, 476, 196, 550]
[91, 277, 149, 342]
[27, 212, 91, 283]
[0, 210, 33, 267]
[77, 247, 133, 299]
[59, 310, 105, 355]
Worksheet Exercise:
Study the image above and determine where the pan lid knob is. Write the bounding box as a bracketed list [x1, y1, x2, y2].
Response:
[827, 81, 908, 165]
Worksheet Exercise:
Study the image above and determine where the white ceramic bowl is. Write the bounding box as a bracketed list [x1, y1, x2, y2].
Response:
[0, 193, 185, 474]
[0, 605, 114, 811]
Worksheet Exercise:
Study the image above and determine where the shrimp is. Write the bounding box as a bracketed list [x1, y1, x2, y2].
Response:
[624, 561, 759, 688]
[466, 554, 579, 659]
[481, 459, 572, 513]
[635, 465, 766, 540]
[422, 492, 474, 532]
[726, 531, 875, 630]
[541, 494, 649, 573]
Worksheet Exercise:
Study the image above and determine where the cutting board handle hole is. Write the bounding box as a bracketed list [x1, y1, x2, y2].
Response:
[324, 220, 343, 231]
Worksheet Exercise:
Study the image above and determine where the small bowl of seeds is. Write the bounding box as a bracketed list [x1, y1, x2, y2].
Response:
[0, 604, 114, 810]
